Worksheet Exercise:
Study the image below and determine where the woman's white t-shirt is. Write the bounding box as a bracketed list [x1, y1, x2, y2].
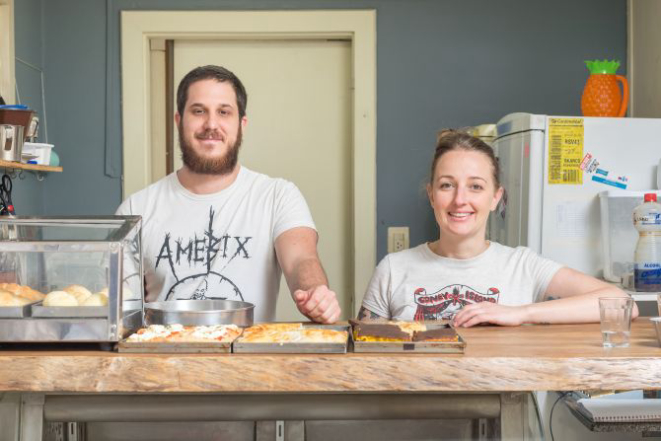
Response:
[361, 242, 562, 321]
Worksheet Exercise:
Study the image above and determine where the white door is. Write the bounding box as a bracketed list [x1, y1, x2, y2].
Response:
[173, 39, 353, 321]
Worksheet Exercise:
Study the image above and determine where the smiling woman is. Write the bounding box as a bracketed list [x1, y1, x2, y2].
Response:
[358, 129, 638, 327]
[426, 130, 503, 257]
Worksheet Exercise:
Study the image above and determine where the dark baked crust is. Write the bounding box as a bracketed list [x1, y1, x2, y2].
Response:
[412, 327, 458, 342]
[352, 321, 412, 341]
[350, 319, 458, 343]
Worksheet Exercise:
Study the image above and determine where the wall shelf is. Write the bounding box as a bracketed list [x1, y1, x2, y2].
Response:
[0, 159, 62, 181]
[0, 159, 62, 173]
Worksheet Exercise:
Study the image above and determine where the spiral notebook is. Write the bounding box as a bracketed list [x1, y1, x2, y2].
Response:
[578, 391, 661, 422]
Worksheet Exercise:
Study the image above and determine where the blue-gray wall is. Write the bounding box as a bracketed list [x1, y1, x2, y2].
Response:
[15, 0, 627, 261]
[10, 0, 46, 215]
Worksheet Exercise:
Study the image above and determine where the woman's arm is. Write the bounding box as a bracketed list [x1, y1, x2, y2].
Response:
[358, 254, 394, 320]
[526, 266, 639, 323]
[453, 267, 639, 327]
[357, 306, 387, 320]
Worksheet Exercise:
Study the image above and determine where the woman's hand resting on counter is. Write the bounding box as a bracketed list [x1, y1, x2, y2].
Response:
[452, 302, 529, 328]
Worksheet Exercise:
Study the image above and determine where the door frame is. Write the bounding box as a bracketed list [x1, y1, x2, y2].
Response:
[121, 10, 376, 314]
[627, 0, 661, 117]
[0, 0, 15, 103]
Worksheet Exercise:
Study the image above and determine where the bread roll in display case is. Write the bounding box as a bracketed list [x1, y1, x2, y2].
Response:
[0, 216, 143, 342]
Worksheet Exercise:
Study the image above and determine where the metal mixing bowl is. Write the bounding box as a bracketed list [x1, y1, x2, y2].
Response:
[651, 317, 661, 347]
[144, 300, 254, 327]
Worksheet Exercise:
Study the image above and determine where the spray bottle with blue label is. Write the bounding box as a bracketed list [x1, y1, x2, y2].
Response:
[633, 193, 661, 292]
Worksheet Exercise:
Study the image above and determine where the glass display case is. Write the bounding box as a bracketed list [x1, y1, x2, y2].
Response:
[0, 216, 143, 341]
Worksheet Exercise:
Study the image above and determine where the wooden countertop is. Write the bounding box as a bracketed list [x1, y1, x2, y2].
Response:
[0, 321, 660, 393]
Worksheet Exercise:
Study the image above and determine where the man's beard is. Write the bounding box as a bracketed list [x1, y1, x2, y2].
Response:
[178, 124, 242, 175]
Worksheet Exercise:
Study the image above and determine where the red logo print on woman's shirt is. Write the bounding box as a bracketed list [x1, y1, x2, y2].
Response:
[413, 284, 500, 320]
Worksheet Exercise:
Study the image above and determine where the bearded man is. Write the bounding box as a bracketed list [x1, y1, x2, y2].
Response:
[117, 65, 340, 323]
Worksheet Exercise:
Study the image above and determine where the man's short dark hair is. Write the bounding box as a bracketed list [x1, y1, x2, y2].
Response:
[176, 65, 248, 119]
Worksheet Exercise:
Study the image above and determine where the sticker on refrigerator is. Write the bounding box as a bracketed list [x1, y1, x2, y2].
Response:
[547, 118, 584, 185]
[579, 153, 592, 170]
[591, 174, 629, 190]
[579, 152, 600, 174]
[587, 158, 600, 174]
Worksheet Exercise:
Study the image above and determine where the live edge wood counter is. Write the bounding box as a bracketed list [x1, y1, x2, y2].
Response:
[0, 322, 660, 394]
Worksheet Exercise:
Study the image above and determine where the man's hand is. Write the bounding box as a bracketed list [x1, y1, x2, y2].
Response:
[275, 227, 341, 323]
[452, 302, 529, 328]
[294, 285, 341, 324]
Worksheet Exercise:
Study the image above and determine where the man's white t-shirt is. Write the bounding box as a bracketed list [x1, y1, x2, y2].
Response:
[362, 242, 563, 321]
[116, 166, 316, 322]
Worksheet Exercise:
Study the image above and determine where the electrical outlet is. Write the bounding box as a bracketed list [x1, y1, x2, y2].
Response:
[387, 227, 410, 253]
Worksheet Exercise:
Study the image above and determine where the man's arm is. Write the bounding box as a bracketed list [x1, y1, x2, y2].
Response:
[274, 226, 341, 323]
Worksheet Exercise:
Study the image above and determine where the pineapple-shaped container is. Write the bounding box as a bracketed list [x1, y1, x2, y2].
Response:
[581, 59, 629, 117]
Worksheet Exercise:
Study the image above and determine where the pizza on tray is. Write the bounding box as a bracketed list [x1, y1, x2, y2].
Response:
[126, 324, 242, 343]
[350, 320, 459, 343]
[239, 323, 348, 344]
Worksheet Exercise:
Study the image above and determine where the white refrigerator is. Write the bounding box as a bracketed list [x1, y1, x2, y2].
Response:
[491, 113, 661, 279]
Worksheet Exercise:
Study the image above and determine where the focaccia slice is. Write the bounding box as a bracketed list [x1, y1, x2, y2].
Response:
[127, 324, 242, 343]
[239, 323, 347, 343]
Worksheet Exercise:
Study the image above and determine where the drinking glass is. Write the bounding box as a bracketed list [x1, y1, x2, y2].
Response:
[599, 297, 634, 348]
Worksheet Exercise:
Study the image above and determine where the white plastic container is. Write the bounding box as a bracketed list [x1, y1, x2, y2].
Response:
[22, 142, 53, 166]
[599, 190, 661, 283]
[633, 193, 661, 292]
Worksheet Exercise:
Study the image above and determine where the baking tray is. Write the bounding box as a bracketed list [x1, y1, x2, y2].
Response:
[117, 325, 243, 353]
[0, 301, 40, 318]
[144, 299, 254, 327]
[232, 324, 349, 354]
[351, 322, 466, 354]
[117, 340, 233, 354]
[31, 304, 108, 318]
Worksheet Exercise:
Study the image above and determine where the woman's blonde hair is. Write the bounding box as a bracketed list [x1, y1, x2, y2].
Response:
[430, 129, 501, 188]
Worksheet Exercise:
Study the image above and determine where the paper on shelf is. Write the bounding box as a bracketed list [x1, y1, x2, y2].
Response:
[578, 392, 661, 422]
